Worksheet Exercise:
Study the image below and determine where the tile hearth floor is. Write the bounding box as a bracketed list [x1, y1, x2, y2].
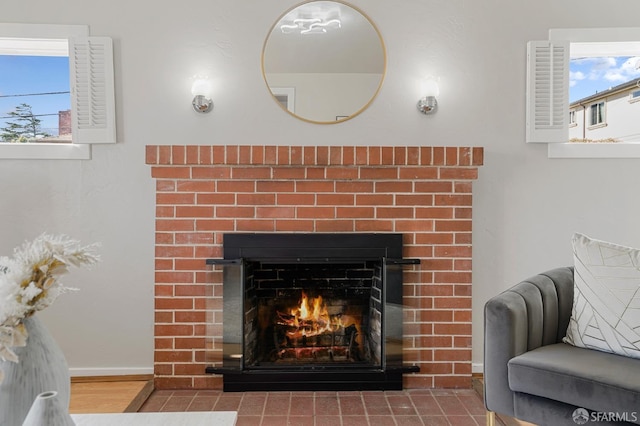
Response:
[139, 388, 487, 426]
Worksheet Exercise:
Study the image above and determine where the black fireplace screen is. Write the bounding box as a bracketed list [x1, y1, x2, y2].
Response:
[206, 233, 419, 391]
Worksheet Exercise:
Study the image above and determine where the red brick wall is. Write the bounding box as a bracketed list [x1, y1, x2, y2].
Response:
[146, 145, 483, 390]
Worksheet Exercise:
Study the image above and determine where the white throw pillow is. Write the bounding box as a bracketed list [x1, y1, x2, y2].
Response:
[564, 233, 640, 359]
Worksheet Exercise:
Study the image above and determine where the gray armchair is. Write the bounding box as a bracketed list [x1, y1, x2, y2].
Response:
[484, 267, 640, 425]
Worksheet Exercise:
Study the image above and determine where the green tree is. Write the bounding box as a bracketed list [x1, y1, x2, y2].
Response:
[0, 103, 51, 142]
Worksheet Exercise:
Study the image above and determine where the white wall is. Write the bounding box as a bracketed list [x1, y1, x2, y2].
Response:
[2, 0, 640, 377]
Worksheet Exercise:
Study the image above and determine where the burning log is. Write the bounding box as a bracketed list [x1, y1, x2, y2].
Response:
[271, 292, 362, 362]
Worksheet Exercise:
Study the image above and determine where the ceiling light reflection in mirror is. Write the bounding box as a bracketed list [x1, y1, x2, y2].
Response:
[262, 1, 386, 124]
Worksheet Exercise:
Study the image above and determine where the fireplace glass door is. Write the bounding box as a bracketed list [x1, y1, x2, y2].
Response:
[206, 233, 418, 391]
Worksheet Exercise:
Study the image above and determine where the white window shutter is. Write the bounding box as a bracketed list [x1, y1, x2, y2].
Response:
[69, 36, 116, 144]
[526, 40, 569, 143]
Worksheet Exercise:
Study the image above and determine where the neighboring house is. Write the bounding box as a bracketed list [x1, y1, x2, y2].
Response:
[58, 109, 72, 137]
[569, 77, 640, 142]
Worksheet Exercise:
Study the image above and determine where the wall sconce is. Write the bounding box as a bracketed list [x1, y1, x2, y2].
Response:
[417, 76, 440, 115]
[191, 76, 213, 113]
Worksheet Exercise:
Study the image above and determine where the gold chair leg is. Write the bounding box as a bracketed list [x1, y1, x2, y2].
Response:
[486, 411, 496, 426]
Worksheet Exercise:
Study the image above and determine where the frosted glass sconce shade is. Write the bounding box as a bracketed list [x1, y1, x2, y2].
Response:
[417, 76, 440, 115]
[191, 76, 213, 113]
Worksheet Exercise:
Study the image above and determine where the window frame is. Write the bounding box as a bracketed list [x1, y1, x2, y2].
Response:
[588, 101, 606, 128]
[0, 23, 115, 160]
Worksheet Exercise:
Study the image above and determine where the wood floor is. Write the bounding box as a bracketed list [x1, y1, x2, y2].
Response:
[69, 378, 154, 414]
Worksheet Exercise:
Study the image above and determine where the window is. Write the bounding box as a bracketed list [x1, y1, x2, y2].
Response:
[0, 23, 115, 160]
[527, 27, 640, 158]
[0, 46, 71, 143]
[589, 101, 605, 126]
[630, 89, 640, 102]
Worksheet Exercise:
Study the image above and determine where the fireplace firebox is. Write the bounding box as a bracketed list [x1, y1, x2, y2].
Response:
[206, 233, 419, 391]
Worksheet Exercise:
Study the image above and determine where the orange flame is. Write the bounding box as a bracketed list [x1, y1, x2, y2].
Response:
[273, 292, 364, 356]
[283, 292, 341, 338]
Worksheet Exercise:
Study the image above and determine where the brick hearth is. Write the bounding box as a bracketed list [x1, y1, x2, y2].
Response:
[146, 145, 483, 390]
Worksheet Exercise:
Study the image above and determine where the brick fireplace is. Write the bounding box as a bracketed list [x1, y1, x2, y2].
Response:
[146, 145, 483, 390]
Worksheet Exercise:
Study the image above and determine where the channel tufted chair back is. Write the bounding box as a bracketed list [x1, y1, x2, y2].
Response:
[483, 266, 574, 417]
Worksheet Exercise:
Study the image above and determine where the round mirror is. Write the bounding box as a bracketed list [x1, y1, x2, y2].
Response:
[262, 1, 386, 124]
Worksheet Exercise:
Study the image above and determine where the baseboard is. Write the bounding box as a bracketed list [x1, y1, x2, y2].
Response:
[70, 374, 153, 383]
[70, 367, 154, 378]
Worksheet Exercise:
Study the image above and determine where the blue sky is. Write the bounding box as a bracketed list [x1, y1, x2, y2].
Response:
[570, 56, 640, 102]
[0, 55, 70, 136]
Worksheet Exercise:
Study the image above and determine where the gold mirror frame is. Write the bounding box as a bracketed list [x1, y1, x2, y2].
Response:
[261, 1, 387, 124]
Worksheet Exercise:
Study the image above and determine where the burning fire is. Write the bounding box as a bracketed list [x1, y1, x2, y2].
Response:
[271, 292, 363, 362]
[277, 292, 347, 339]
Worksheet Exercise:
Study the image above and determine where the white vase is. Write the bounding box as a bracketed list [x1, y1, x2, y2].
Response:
[22, 391, 75, 426]
[0, 316, 71, 426]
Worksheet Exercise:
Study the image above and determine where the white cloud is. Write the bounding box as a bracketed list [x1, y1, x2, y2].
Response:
[575, 56, 640, 84]
[570, 71, 586, 81]
[570, 71, 586, 88]
[620, 57, 640, 75]
[604, 71, 628, 82]
[601, 57, 640, 83]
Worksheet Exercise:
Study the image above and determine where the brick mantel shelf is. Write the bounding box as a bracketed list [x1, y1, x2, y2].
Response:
[146, 145, 483, 390]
